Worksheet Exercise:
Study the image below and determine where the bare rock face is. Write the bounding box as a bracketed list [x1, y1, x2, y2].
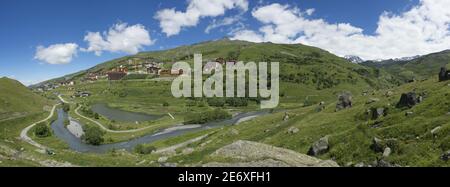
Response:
[307, 136, 330, 156]
[205, 140, 338, 167]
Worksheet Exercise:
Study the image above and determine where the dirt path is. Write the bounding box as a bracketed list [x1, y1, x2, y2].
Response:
[19, 104, 59, 151]
[58, 94, 71, 104]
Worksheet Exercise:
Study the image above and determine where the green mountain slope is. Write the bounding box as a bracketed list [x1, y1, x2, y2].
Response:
[42, 39, 399, 104]
[0, 77, 51, 120]
[362, 50, 450, 82]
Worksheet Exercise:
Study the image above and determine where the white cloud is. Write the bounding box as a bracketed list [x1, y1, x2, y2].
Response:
[231, 29, 264, 43]
[205, 14, 243, 33]
[155, 0, 249, 36]
[231, 0, 450, 60]
[83, 22, 154, 56]
[34, 43, 78, 64]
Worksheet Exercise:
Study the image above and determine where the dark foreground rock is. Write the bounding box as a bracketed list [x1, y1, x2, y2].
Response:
[396, 92, 419, 108]
[371, 137, 385, 153]
[439, 67, 450, 81]
[307, 136, 330, 156]
[204, 140, 338, 167]
[441, 150, 450, 161]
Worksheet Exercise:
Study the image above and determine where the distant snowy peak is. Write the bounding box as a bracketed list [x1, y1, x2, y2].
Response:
[392, 55, 421, 62]
[345, 55, 421, 63]
[344, 55, 364, 63]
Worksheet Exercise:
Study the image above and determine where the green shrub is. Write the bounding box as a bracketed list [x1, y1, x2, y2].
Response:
[207, 97, 225, 107]
[62, 103, 70, 112]
[34, 122, 51, 138]
[94, 113, 100, 119]
[163, 101, 170, 107]
[81, 126, 105, 145]
[226, 97, 248, 107]
[184, 109, 231, 124]
[134, 144, 156, 154]
[63, 119, 70, 127]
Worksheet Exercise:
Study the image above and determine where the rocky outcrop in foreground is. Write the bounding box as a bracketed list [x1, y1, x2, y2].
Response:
[203, 140, 338, 167]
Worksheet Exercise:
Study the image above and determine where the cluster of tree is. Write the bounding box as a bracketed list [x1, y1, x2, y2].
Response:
[34, 122, 52, 138]
[134, 144, 157, 155]
[62, 103, 70, 112]
[122, 74, 156, 80]
[81, 106, 100, 119]
[206, 97, 252, 107]
[184, 108, 231, 124]
[81, 125, 105, 145]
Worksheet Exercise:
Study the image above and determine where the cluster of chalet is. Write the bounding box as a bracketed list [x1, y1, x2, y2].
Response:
[439, 67, 450, 82]
[35, 79, 75, 92]
[104, 57, 184, 81]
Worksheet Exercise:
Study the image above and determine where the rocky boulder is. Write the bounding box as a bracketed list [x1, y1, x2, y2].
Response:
[371, 107, 386, 120]
[371, 137, 385, 153]
[336, 92, 353, 111]
[439, 67, 450, 82]
[396, 92, 419, 108]
[441, 150, 450, 161]
[385, 91, 394, 97]
[287, 127, 299, 134]
[307, 136, 330, 156]
[382, 147, 392, 157]
[206, 140, 338, 167]
[374, 159, 400, 167]
[283, 112, 290, 121]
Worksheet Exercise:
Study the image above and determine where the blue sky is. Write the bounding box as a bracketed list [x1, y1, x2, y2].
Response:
[4, 0, 449, 86]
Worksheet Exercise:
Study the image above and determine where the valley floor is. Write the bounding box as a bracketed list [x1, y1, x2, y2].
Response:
[1, 78, 449, 167]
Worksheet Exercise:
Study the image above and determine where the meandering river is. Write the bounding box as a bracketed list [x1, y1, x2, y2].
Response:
[51, 108, 270, 153]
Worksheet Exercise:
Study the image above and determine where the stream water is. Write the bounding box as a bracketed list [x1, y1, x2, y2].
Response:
[91, 103, 162, 122]
[51, 108, 270, 153]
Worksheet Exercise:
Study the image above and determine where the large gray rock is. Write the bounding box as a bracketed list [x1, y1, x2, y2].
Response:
[441, 150, 450, 161]
[336, 92, 353, 111]
[396, 92, 419, 108]
[371, 137, 385, 153]
[439, 67, 450, 82]
[307, 136, 330, 156]
[206, 140, 338, 167]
